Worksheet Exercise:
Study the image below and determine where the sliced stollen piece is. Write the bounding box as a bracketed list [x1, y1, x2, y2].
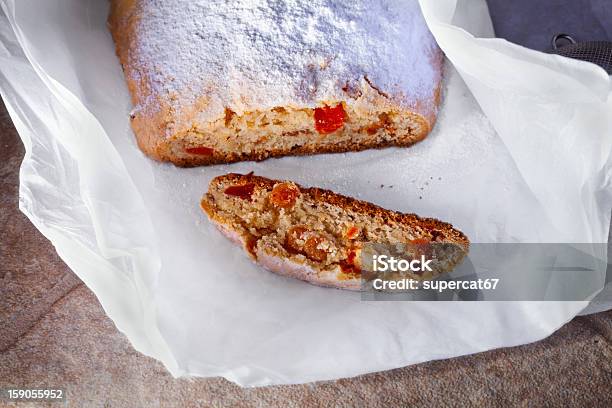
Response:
[108, 0, 443, 167]
[201, 173, 469, 290]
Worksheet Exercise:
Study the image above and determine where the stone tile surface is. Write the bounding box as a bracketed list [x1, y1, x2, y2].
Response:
[0, 102, 81, 353]
[1, 100, 611, 407]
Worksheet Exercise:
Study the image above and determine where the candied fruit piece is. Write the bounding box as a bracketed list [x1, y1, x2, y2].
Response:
[345, 226, 360, 240]
[314, 103, 346, 134]
[185, 146, 214, 155]
[408, 238, 432, 258]
[224, 183, 255, 201]
[409, 238, 430, 245]
[286, 226, 308, 252]
[270, 182, 300, 209]
[346, 248, 358, 265]
[304, 235, 328, 262]
[339, 259, 361, 278]
[286, 226, 328, 262]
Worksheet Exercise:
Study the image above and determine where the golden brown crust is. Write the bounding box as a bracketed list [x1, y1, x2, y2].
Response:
[108, 1, 444, 166]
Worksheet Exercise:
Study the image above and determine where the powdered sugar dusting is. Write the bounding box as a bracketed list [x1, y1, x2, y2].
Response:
[131, 0, 440, 121]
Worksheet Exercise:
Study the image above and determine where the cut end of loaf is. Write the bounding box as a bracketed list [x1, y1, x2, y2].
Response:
[201, 173, 469, 290]
[160, 103, 430, 167]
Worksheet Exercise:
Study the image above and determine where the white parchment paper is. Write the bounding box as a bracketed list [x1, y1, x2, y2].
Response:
[1, 0, 611, 386]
